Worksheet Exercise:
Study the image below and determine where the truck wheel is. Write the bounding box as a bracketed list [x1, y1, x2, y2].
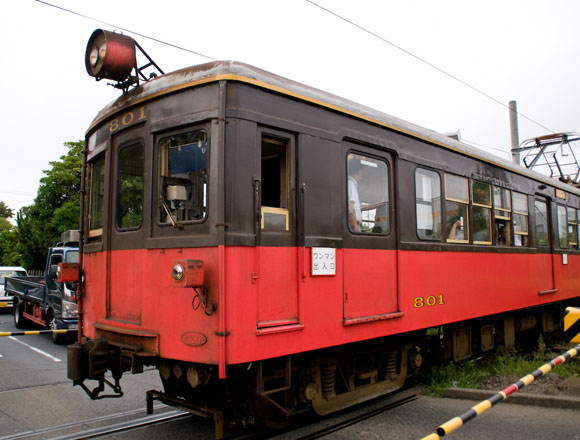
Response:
[47, 313, 66, 344]
[13, 300, 27, 329]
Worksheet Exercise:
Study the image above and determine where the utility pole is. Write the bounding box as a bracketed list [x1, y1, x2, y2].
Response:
[509, 100, 520, 165]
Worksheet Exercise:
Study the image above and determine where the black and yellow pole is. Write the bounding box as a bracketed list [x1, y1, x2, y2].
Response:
[0, 329, 76, 337]
[421, 307, 580, 439]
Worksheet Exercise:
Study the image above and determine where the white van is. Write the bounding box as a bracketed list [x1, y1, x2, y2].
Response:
[0, 266, 28, 310]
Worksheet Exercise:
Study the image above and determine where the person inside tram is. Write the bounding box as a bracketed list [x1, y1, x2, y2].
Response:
[496, 220, 512, 245]
[447, 217, 464, 240]
[348, 159, 364, 232]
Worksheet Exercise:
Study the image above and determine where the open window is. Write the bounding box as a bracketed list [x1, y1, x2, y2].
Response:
[494, 187, 511, 246]
[445, 173, 469, 243]
[261, 136, 290, 231]
[158, 129, 209, 226]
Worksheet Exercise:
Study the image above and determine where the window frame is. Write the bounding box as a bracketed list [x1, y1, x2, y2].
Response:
[87, 154, 106, 239]
[534, 198, 550, 247]
[415, 168, 442, 241]
[156, 128, 210, 227]
[445, 173, 469, 244]
[346, 152, 390, 235]
[567, 207, 578, 248]
[116, 140, 145, 231]
[557, 204, 569, 249]
[512, 191, 529, 247]
[471, 180, 492, 245]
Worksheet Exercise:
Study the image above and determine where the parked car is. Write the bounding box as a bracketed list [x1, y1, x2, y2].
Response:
[0, 266, 28, 310]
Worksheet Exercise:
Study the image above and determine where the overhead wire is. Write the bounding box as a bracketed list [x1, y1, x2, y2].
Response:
[34, 0, 217, 62]
[305, 0, 557, 137]
[35, 0, 561, 146]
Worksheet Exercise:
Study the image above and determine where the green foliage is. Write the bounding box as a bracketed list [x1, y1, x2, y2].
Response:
[421, 358, 486, 396]
[420, 336, 580, 396]
[4, 141, 83, 269]
[0, 201, 13, 219]
[0, 228, 19, 265]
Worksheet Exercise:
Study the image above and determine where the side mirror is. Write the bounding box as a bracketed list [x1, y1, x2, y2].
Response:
[57, 263, 80, 283]
[49, 265, 59, 279]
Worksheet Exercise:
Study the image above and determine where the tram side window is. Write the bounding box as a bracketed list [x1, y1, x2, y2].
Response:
[158, 129, 209, 225]
[445, 174, 469, 243]
[512, 192, 529, 247]
[567, 207, 578, 249]
[534, 200, 549, 247]
[472, 181, 492, 244]
[88, 155, 105, 239]
[261, 136, 290, 231]
[557, 205, 569, 248]
[117, 142, 144, 230]
[415, 168, 441, 240]
[494, 187, 511, 246]
[347, 154, 389, 234]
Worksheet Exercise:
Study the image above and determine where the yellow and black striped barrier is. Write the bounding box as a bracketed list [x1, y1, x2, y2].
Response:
[421, 343, 580, 439]
[0, 329, 76, 337]
[564, 307, 580, 343]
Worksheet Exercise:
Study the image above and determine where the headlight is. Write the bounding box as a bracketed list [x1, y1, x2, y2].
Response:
[172, 264, 184, 281]
[62, 300, 78, 319]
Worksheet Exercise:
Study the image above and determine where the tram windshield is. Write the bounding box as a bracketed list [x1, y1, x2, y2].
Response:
[158, 129, 209, 225]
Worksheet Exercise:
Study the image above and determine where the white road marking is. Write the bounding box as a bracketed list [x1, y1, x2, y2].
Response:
[8, 336, 62, 362]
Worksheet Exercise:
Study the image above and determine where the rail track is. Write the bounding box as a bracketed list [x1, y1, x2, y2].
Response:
[0, 404, 188, 440]
[0, 392, 416, 440]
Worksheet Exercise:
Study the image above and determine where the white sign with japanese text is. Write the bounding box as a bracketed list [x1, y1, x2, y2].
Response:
[311, 247, 336, 276]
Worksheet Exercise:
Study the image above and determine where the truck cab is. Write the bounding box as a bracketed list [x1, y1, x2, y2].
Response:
[45, 234, 80, 338]
[6, 230, 79, 343]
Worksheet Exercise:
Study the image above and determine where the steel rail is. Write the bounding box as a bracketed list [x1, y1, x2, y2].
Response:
[0, 404, 172, 440]
[49, 410, 189, 440]
[292, 394, 418, 440]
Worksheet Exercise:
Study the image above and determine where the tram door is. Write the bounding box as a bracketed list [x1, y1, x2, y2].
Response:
[255, 130, 299, 328]
[107, 127, 146, 324]
[534, 197, 556, 294]
[343, 144, 398, 323]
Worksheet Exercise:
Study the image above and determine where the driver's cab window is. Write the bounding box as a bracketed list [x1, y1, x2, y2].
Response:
[158, 129, 209, 225]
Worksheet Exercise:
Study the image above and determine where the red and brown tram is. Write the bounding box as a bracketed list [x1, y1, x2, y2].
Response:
[68, 30, 580, 430]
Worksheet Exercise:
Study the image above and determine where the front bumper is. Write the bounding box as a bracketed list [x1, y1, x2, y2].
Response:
[0, 295, 14, 309]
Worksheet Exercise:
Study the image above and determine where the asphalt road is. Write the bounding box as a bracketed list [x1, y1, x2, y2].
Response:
[0, 309, 579, 440]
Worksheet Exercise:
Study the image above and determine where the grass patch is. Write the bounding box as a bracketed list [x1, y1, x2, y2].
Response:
[419, 338, 580, 396]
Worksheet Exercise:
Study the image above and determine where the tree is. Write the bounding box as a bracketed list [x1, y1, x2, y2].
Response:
[16, 141, 83, 270]
[0, 201, 13, 219]
[0, 201, 17, 265]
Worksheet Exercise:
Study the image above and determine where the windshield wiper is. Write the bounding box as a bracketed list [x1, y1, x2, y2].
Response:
[159, 196, 184, 229]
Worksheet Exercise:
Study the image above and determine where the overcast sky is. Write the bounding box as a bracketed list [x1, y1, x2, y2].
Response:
[2, 0, 579, 214]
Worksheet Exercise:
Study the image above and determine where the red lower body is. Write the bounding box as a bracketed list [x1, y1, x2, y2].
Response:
[80, 246, 579, 374]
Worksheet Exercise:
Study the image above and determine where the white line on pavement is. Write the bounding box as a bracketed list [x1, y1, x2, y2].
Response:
[8, 336, 62, 362]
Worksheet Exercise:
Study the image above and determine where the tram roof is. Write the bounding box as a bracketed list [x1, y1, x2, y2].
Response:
[89, 60, 580, 197]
